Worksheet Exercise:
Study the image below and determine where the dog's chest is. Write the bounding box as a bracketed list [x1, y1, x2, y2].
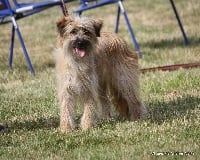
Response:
[65, 70, 95, 95]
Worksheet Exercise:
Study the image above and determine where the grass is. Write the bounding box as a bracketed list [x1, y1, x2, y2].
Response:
[0, 0, 200, 159]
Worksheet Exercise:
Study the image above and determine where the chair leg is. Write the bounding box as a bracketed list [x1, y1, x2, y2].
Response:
[118, 1, 142, 58]
[114, 5, 120, 33]
[11, 17, 35, 75]
[169, 0, 189, 45]
[8, 25, 15, 69]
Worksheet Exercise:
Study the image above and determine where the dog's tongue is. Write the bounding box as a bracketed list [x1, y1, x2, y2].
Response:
[75, 48, 85, 57]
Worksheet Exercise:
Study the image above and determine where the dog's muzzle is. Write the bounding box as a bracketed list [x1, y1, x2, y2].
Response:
[72, 39, 90, 58]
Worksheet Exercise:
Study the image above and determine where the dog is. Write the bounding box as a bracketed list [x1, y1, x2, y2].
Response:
[54, 15, 146, 132]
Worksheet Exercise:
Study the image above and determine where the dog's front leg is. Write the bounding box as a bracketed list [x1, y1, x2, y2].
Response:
[81, 95, 97, 130]
[60, 93, 75, 132]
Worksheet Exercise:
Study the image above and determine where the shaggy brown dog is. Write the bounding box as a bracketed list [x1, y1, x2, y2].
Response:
[55, 16, 146, 132]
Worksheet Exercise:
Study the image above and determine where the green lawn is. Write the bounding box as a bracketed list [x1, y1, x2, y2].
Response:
[0, 0, 199, 159]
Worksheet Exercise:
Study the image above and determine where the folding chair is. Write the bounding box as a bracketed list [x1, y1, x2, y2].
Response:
[0, 0, 73, 75]
[74, 0, 142, 58]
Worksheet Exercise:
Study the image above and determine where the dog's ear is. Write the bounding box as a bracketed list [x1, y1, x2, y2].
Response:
[94, 19, 103, 37]
[56, 17, 67, 37]
[56, 17, 72, 37]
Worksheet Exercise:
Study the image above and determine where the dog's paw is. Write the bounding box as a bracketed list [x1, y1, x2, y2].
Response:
[60, 122, 75, 133]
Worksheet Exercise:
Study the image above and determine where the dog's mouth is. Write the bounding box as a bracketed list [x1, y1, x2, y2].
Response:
[72, 39, 91, 58]
[74, 48, 85, 58]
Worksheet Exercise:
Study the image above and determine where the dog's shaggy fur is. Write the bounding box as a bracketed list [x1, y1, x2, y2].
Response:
[54, 16, 146, 132]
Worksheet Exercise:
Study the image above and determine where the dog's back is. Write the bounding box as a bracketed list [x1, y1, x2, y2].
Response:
[97, 32, 138, 59]
[95, 31, 139, 84]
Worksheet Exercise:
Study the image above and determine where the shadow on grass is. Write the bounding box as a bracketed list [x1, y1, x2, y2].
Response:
[5, 95, 200, 132]
[147, 95, 200, 124]
[141, 36, 200, 49]
[8, 116, 59, 132]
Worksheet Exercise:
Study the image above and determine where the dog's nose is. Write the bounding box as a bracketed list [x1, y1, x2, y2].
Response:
[77, 41, 82, 46]
[74, 39, 89, 49]
[76, 40, 84, 48]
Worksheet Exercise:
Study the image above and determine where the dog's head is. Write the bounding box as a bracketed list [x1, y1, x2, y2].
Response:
[57, 16, 103, 58]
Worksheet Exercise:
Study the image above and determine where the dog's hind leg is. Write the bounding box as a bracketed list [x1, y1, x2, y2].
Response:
[98, 82, 112, 119]
[110, 86, 129, 117]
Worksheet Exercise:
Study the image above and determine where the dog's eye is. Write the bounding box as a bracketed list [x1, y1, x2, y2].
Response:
[82, 29, 91, 36]
[70, 29, 77, 35]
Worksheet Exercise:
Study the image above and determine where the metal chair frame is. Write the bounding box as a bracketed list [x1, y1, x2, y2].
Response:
[0, 0, 72, 75]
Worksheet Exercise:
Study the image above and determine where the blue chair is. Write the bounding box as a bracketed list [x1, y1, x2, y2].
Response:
[74, 0, 142, 58]
[0, 0, 73, 75]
